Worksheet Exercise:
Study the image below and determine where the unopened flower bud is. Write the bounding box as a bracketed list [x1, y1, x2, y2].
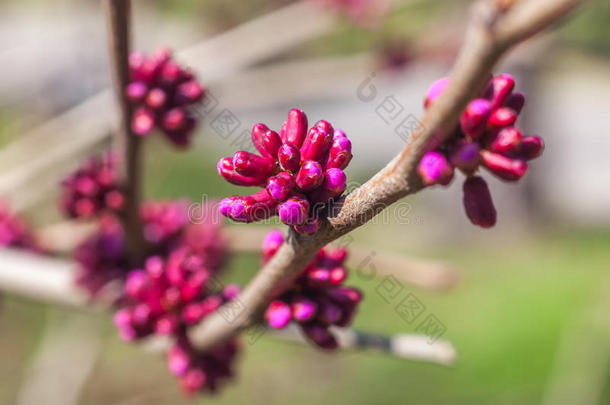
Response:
[266, 172, 295, 201]
[265, 300, 292, 329]
[132, 108, 155, 136]
[490, 127, 522, 154]
[462, 175, 497, 228]
[278, 195, 310, 226]
[449, 140, 481, 172]
[301, 127, 332, 162]
[481, 150, 528, 181]
[487, 107, 517, 129]
[283, 108, 308, 147]
[424, 77, 449, 109]
[460, 99, 492, 138]
[296, 160, 324, 191]
[278, 143, 301, 172]
[516, 135, 544, 160]
[417, 151, 454, 186]
[484, 74, 515, 109]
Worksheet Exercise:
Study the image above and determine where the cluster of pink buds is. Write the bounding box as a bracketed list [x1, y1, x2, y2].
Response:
[60, 150, 123, 219]
[218, 109, 352, 235]
[127, 48, 205, 147]
[418, 74, 545, 227]
[140, 200, 190, 245]
[114, 249, 239, 394]
[113, 251, 237, 340]
[0, 201, 41, 252]
[261, 230, 362, 349]
[168, 334, 239, 395]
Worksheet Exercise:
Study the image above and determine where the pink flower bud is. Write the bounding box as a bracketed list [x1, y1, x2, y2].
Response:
[262, 229, 284, 259]
[265, 300, 292, 329]
[125, 270, 148, 299]
[302, 323, 338, 350]
[504, 92, 525, 114]
[167, 345, 190, 376]
[310, 168, 346, 203]
[484, 74, 515, 110]
[291, 297, 318, 322]
[516, 135, 544, 160]
[325, 134, 352, 170]
[266, 172, 295, 201]
[145, 88, 168, 110]
[449, 140, 480, 172]
[307, 267, 331, 287]
[490, 127, 522, 154]
[230, 190, 277, 223]
[175, 80, 204, 104]
[105, 190, 124, 210]
[328, 286, 363, 306]
[325, 248, 348, 265]
[155, 314, 179, 335]
[217, 157, 266, 187]
[125, 82, 148, 103]
[251, 123, 272, 159]
[296, 160, 324, 191]
[481, 150, 528, 181]
[424, 77, 449, 109]
[162, 108, 187, 132]
[278, 195, 310, 226]
[223, 284, 241, 301]
[460, 99, 491, 138]
[315, 120, 334, 134]
[232, 151, 275, 178]
[277, 143, 300, 173]
[159, 61, 183, 88]
[487, 107, 517, 129]
[417, 151, 454, 186]
[300, 127, 333, 162]
[462, 176, 497, 228]
[330, 266, 347, 285]
[294, 217, 321, 235]
[262, 129, 282, 159]
[182, 302, 205, 324]
[181, 368, 207, 394]
[283, 108, 308, 147]
[318, 299, 343, 325]
[131, 108, 155, 136]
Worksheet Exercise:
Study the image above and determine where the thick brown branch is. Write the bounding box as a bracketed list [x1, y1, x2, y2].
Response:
[103, 0, 146, 265]
[188, 0, 588, 352]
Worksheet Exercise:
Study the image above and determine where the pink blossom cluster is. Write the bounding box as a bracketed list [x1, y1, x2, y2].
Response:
[262, 230, 362, 349]
[418, 74, 545, 227]
[218, 109, 352, 235]
[114, 247, 239, 394]
[60, 150, 123, 219]
[0, 201, 41, 252]
[127, 48, 205, 147]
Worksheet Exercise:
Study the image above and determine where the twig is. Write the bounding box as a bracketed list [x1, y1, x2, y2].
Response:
[187, 0, 588, 353]
[0, 249, 454, 365]
[103, 0, 146, 265]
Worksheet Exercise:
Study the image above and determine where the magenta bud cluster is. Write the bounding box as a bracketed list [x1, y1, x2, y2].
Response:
[418, 74, 545, 228]
[168, 335, 239, 395]
[60, 150, 124, 219]
[261, 230, 362, 349]
[218, 109, 352, 235]
[127, 48, 205, 147]
[0, 201, 42, 252]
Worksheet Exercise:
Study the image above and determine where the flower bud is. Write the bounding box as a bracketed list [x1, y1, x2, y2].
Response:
[317, 299, 343, 324]
[262, 229, 284, 260]
[167, 344, 190, 377]
[265, 300, 292, 329]
[283, 108, 308, 147]
[278, 143, 301, 172]
[325, 134, 352, 170]
[462, 176, 497, 228]
[232, 151, 275, 178]
[162, 108, 187, 132]
[490, 127, 522, 154]
[145, 88, 168, 110]
[266, 172, 295, 201]
[487, 107, 517, 129]
[449, 140, 480, 172]
[417, 151, 454, 186]
[296, 160, 324, 191]
[262, 130, 282, 159]
[155, 314, 179, 335]
[484, 74, 515, 109]
[302, 323, 338, 350]
[175, 80, 204, 104]
[132, 108, 155, 136]
[424, 77, 449, 109]
[330, 266, 347, 285]
[460, 99, 491, 138]
[307, 267, 331, 287]
[310, 168, 346, 203]
[278, 195, 310, 226]
[217, 157, 266, 187]
[251, 123, 272, 159]
[125, 270, 148, 299]
[294, 217, 321, 235]
[517, 135, 544, 160]
[126, 82, 148, 103]
[291, 297, 318, 322]
[181, 368, 207, 394]
[301, 127, 332, 163]
[481, 150, 528, 181]
[504, 92, 525, 114]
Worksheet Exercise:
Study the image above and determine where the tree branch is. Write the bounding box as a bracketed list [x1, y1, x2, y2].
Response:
[187, 0, 588, 352]
[102, 0, 146, 265]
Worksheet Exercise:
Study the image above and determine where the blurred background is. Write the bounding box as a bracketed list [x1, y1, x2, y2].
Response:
[1, 0, 609, 404]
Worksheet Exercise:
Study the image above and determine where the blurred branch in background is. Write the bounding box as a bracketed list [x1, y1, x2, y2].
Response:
[0, 248, 456, 366]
